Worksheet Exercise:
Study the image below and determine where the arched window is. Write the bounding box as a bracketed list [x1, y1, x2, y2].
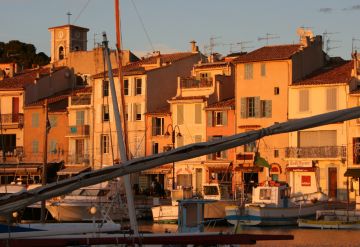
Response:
[59, 46, 64, 60]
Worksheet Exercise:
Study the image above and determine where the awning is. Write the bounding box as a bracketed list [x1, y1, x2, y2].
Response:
[344, 168, 360, 178]
[57, 166, 91, 176]
[206, 162, 232, 172]
[286, 167, 316, 172]
[0, 165, 41, 174]
[141, 165, 172, 175]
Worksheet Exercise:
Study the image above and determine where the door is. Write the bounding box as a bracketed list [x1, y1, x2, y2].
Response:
[12, 97, 19, 122]
[75, 139, 84, 163]
[195, 168, 202, 195]
[328, 167, 337, 199]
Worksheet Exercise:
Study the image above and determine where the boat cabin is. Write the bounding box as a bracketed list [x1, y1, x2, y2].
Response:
[251, 181, 291, 208]
[202, 182, 231, 200]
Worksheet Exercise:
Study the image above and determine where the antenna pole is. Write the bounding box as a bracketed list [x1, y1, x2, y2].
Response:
[67, 11, 72, 25]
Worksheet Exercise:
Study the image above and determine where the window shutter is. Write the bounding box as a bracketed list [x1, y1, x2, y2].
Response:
[195, 104, 202, 124]
[207, 111, 213, 127]
[222, 111, 228, 126]
[151, 117, 156, 136]
[177, 104, 184, 125]
[326, 88, 337, 111]
[265, 100, 272, 118]
[299, 89, 309, 112]
[241, 97, 246, 118]
[254, 97, 261, 118]
[207, 136, 213, 159]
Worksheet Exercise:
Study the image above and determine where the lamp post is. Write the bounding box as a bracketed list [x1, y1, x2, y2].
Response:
[165, 124, 182, 190]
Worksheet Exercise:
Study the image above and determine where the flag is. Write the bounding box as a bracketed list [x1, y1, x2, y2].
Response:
[254, 152, 271, 168]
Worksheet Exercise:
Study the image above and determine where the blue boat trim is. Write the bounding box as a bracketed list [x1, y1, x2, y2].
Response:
[0, 224, 44, 233]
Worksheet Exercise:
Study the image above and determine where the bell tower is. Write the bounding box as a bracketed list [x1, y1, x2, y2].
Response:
[48, 24, 89, 63]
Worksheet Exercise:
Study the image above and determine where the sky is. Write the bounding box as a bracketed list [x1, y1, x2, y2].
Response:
[2, 0, 360, 59]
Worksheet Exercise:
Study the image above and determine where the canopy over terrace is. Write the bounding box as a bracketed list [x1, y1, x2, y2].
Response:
[1, 106, 360, 214]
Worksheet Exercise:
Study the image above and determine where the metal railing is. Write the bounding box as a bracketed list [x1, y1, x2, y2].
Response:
[0, 113, 24, 128]
[180, 77, 213, 88]
[67, 153, 91, 165]
[285, 146, 346, 159]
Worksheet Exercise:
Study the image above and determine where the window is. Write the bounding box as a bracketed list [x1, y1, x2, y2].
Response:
[244, 63, 253, 80]
[215, 111, 227, 126]
[207, 136, 227, 159]
[49, 116, 57, 128]
[32, 140, 39, 154]
[326, 88, 337, 111]
[274, 87, 280, 95]
[59, 46, 64, 60]
[49, 139, 57, 154]
[244, 141, 256, 152]
[135, 78, 142, 95]
[199, 72, 210, 79]
[135, 104, 142, 121]
[32, 113, 39, 128]
[76, 111, 85, 125]
[195, 104, 202, 124]
[101, 135, 109, 154]
[124, 79, 129, 95]
[274, 149, 279, 158]
[103, 105, 110, 121]
[260, 100, 272, 118]
[299, 89, 309, 112]
[298, 130, 337, 147]
[152, 142, 159, 154]
[261, 63, 266, 77]
[152, 117, 164, 136]
[177, 104, 184, 125]
[259, 188, 271, 200]
[353, 137, 360, 164]
[247, 97, 255, 117]
[103, 80, 109, 97]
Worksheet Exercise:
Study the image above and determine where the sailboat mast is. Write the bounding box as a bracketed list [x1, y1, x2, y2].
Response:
[41, 99, 48, 223]
[102, 33, 139, 235]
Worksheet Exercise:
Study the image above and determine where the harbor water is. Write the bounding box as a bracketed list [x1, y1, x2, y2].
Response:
[139, 221, 360, 246]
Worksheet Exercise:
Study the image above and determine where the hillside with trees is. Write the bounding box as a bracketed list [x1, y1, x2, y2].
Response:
[0, 40, 50, 69]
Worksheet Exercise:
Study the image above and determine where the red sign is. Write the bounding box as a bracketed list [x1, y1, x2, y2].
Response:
[301, 175, 311, 186]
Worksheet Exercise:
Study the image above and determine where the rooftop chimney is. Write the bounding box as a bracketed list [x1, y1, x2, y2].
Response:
[190, 40, 199, 53]
[297, 27, 314, 47]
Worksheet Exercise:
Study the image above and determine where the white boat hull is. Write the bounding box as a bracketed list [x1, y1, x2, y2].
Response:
[225, 202, 326, 226]
[298, 219, 360, 229]
[151, 205, 178, 223]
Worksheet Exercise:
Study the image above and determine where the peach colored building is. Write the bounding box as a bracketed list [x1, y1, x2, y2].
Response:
[143, 107, 173, 191]
[234, 29, 324, 188]
[205, 98, 236, 193]
[288, 59, 352, 200]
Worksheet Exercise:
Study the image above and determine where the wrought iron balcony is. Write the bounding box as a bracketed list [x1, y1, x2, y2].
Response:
[0, 113, 24, 128]
[68, 125, 90, 137]
[180, 77, 213, 88]
[67, 153, 91, 165]
[285, 146, 346, 159]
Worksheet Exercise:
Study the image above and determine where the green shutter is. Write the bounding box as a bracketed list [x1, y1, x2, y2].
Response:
[207, 111, 213, 127]
[254, 97, 261, 118]
[240, 97, 246, 118]
[177, 104, 184, 125]
[222, 111, 228, 126]
[151, 117, 156, 136]
[265, 100, 272, 118]
[195, 104, 202, 124]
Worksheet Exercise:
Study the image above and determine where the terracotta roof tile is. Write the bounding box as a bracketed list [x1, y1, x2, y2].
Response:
[169, 96, 207, 101]
[206, 98, 235, 110]
[0, 67, 51, 89]
[233, 44, 301, 63]
[293, 60, 352, 86]
[145, 106, 171, 115]
[194, 61, 230, 69]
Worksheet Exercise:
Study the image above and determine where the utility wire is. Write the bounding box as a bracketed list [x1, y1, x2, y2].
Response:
[73, 0, 91, 24]
[130, 0, 155, 52]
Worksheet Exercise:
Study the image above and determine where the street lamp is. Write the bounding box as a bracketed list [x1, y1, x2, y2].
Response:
[165, 124, 182, 190]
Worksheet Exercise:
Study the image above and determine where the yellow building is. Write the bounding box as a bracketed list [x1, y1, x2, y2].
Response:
[234, 29, 324, 188]
[288, 59, 352, 200]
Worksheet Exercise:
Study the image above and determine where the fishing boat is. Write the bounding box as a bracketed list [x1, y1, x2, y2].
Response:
[225, 180, 328, 226]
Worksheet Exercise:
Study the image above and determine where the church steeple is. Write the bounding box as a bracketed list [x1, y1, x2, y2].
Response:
[48, 24, 89, 63]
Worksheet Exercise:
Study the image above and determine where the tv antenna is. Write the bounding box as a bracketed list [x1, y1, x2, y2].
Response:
[257, 33, 280, 45]
[236, 41, 253, 52]
[352, 37, 360, 53]
[325, 39, 341, 54]
[203, 36, 221, 55]
[322, 30, 339, 51]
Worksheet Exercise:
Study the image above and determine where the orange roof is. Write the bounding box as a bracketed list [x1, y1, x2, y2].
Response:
[0, 67, 52, 90]
[194, 61, 230, 69]
[233, 44, 301, 63]
[293, 60, 352, 86]
[206, 98, 235, 110]
[145, 106, 171, 115]
[92, 52, 198, 79]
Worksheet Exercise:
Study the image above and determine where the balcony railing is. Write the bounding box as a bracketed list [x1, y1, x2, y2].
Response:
[67, 153, 91, 165]
[285, 146, 346, 159]
[68, 125, 90, 137]
[0, 113, 24, 128]
[180, 77, 213, 88]
[0, 146, 24, 163]
[71, 95, 91, 105]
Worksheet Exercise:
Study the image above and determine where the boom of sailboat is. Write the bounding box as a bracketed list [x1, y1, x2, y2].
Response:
[0, 106, 360, 215]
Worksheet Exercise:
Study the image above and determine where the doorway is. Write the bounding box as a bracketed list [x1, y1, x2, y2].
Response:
[328, 167, 337, 199]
